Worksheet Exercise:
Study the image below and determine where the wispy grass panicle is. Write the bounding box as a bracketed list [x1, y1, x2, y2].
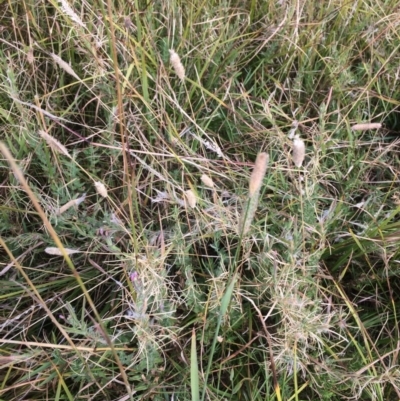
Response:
[240, 152, 269, 235]
[51, 53, 81, 81]
[58, 0, 86, 29]
[38, 130, 71, 158]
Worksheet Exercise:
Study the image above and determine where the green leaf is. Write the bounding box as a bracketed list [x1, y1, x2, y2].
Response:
[191, 328, 200, 401]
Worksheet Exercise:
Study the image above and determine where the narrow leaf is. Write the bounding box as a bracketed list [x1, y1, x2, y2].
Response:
[191, 328, 200, 401]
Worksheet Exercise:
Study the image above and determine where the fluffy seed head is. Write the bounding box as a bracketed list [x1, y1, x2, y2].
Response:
[45, 247, 80, 256]
[352, 123, 382, 131]
[249, 152, 269, 197]
[94, 182, 108, 198]
[201, 174, 214, 188]
[184, 189, 196, 208]
[241, 152, 269, 234]
[169, 49, 185, 80]
[27, 48, 34, 64]
[292, 137, 305, 167]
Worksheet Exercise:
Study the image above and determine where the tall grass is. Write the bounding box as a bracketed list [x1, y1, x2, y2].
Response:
[1, 0, 400, 400]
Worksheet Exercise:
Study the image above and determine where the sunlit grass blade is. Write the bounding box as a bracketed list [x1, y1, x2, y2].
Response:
[201, 274, 237, 401]
[191, 328, 200, 401]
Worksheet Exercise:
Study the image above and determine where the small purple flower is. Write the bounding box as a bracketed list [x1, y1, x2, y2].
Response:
[129, 271, 139, 282]
[129, 271, 143, 293]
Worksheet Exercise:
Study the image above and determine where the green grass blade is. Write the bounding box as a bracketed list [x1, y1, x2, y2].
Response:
[191, 328, 200, 401]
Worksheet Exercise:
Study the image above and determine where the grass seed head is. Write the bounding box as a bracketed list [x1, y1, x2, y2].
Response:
[184, 189, 196, 208]
[26, 48, 34, 64]
[94, 182, 108, 198]
[169, 49, 185, 80]
[249, 152, 269, 197]
[292, 136, 305, 167]
[200, 174, 215, 188]
[51, 53, 80, 81]
[38, 130, 71, 158]
[240, 152, 269, 234]
[58, 0, 86, 28]
[58, 194, 86, 214]
[45, 247, 80, 256]
[351, 122, 382, 131]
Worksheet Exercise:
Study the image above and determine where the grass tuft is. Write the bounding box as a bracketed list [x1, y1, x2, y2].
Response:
[1, 0, 400, 400]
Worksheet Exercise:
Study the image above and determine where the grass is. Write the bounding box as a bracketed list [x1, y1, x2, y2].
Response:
[1, 0, 400, 400]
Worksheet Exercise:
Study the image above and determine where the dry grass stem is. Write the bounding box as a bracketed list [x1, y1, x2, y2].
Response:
[352, 122, 382, 131]
[169, 49, 185, 80]
[292, 136, 305, 167]
[38, 130, 71, 157]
